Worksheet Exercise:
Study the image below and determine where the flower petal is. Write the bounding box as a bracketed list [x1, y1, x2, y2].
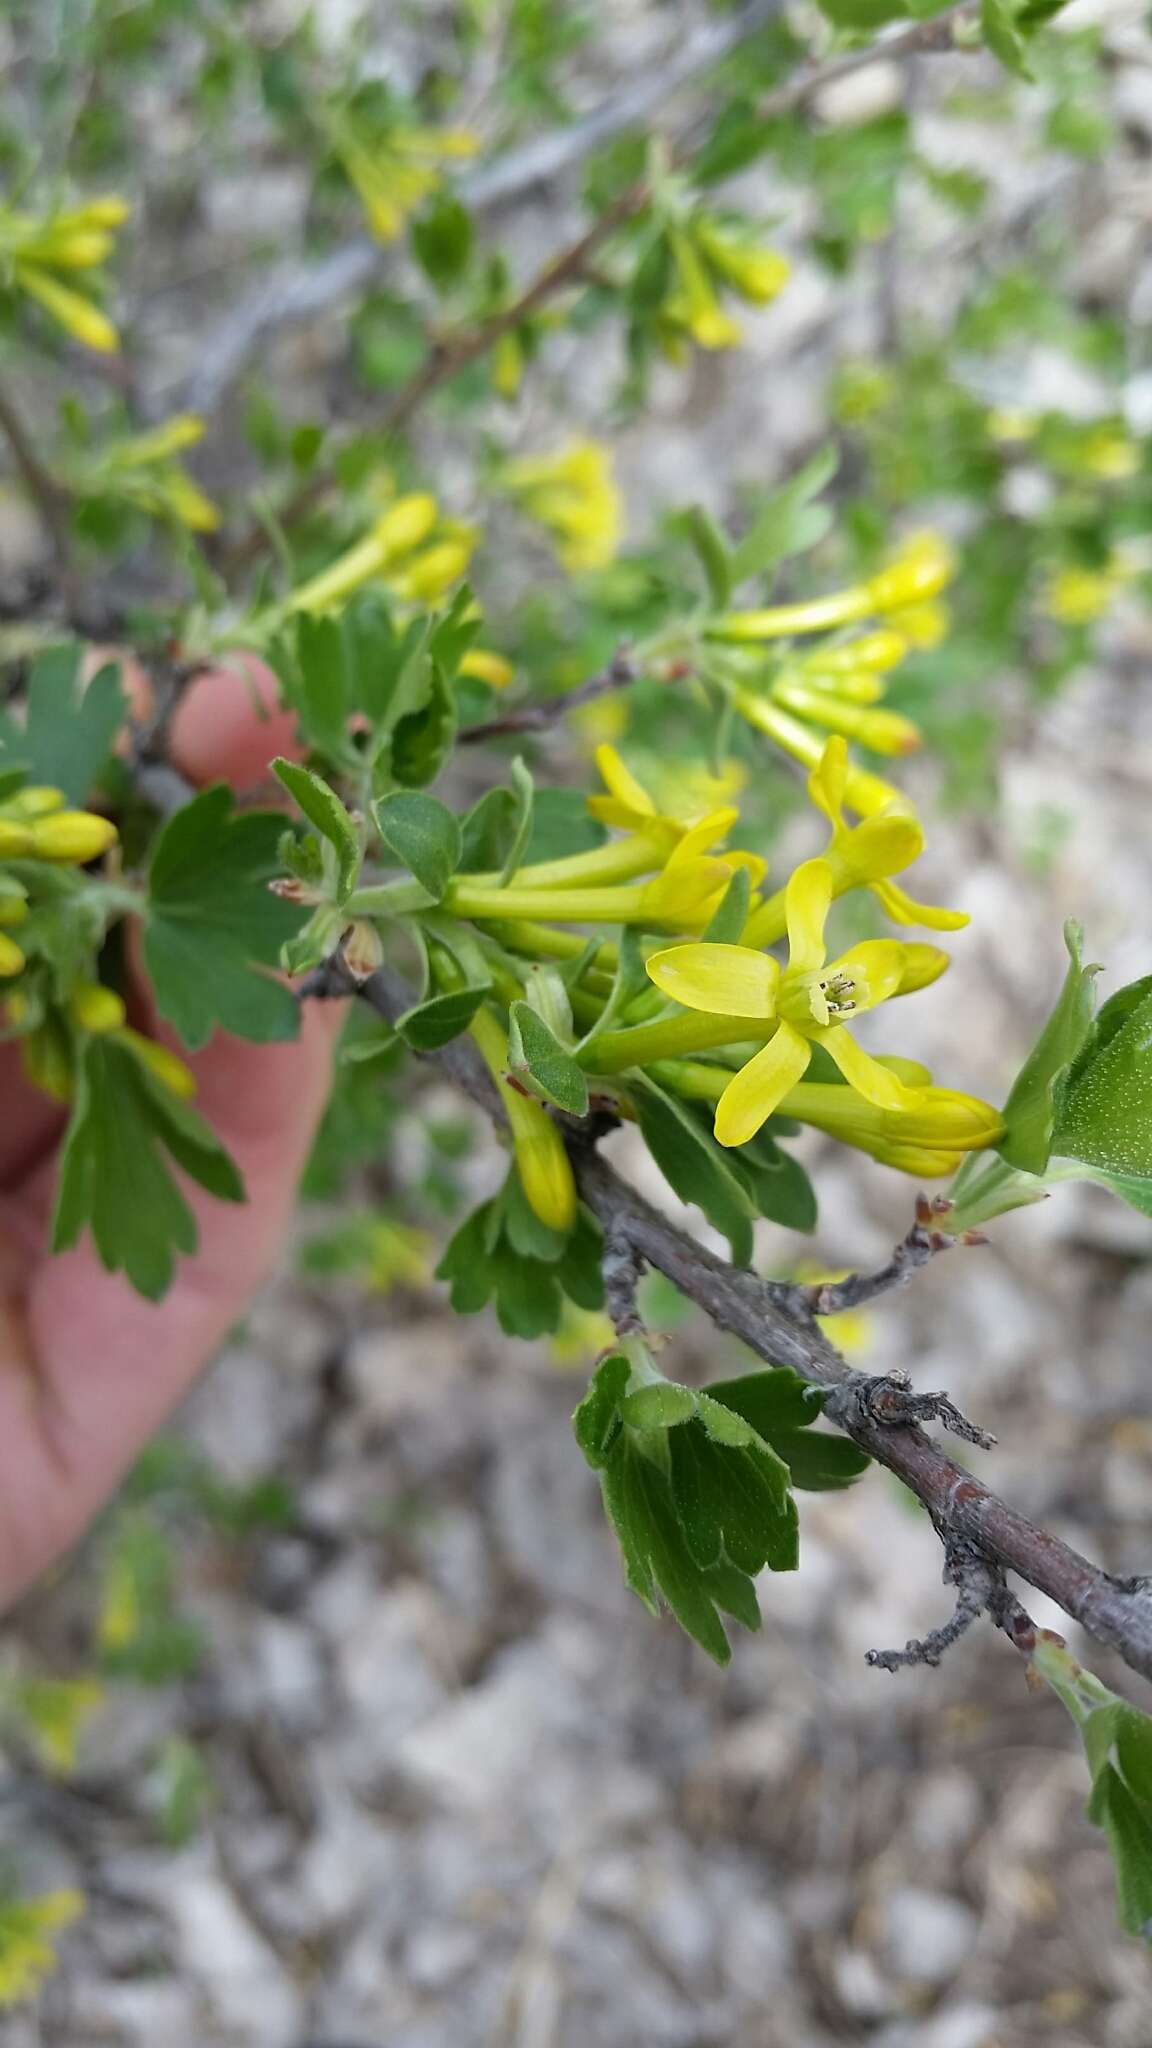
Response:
[673, 808, 740, 861]
[872, 875, 969, 932]
[824, 939, 907, 1012]
[846, 814, 924, 882]
[806, 736, 849, 827]
[646, 942, 780, 1018]
[785, 859, 833, 976]
[813, 1025, 912, 1109]
[595, 745, 655, 819]
[715, 1023, 811, 1146]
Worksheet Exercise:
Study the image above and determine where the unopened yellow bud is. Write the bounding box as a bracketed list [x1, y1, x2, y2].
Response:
[867, 533, 955, 612]
[71, 195, 131, 228]
[469, 1005, 577, 1232]
[513, 1117, 578, 1233]
[0, 931, 26, 977]
[116, 1027, 197, 1099]
[69, 982, 127, 1034]
[27, 810, 118, 863]
[14, 262, 119, 352]
[698, 228, 790, 306]
[0, 821, 34, 857]
[807, 632, 907, 675]
[392, 538, 473, 601]
[458, 648, 514, 689]
[887, 598, 948, 649]
[374, 493, 439, 560]
[22, 1020, 74, 1101]
[37, 230, 115, 268]
[3, 786, 66, 819]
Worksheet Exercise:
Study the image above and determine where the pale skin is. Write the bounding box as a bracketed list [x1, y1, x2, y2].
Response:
[0, 658, 342, 1609]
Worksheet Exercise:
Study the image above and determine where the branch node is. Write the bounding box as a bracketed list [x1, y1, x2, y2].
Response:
[603, 1230, 646, 1338]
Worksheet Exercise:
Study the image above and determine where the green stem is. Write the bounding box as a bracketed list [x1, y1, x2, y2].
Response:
[465, 834, 660, 892]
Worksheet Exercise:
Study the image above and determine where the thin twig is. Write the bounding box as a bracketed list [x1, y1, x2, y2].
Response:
[299, 954, 1152, 1693]
[459, 646, 640, 744]
[164, 0, 788, 421]
[0, 379, 75, 590]
[212, 0, 977, 578]
[804, 1194, 988, 1314]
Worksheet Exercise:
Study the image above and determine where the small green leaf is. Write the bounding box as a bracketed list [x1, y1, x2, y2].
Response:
[411, 192, 474, 289]
[144, 787, 303, 1049]
[508, 1001, 589, 1116]
[435, 1201, 496, 1313]
[524, 787, 607, 863]
[51, 1038, 244, 1301]
[981, 0, 1032, 76]
[728, 447, 838, 587]
[679, 505, 732, 607]
[633, 1078, 756, 1266]
[395, 984, 487, 1049]
[622, 1383, 699, 1430]
[0, 642, 126, 802]
[272, 758, 360, 900]
[374, 790, 462, 901]
[1052, 975, 1152, 1183]
[573, 1353, 630, 1469]
[998, 920, 1100, 1174]
[702, 867, 751, 945]
[388, 658, 457, 787]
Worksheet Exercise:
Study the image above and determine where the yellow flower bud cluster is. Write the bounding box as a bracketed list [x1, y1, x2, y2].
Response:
[8, 974, 196, 1106]
[0, 788, 119, 980]
[67, 412, 220, 533]
[284, 491, 478, 616]
[331, 119, 477, 245]
[499, 441, 622, 573]
[704, 532, 956, 813]
[354, 735, 995, 1221]
[1, 194, 129, 353]
[651, 215, 790, 359]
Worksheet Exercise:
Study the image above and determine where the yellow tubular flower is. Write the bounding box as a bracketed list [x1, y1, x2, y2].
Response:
[648, 858, 926, 1146]
[0, 931, 25, 976]
[69, 982, 127, 1034]
[706, 531, 955, 642]
[389, 536, 473, 602]
[116, 1027, 197, 1099]
[26, 811, 118, 863]
[470, 1006, 576, 1231]
[664, 232, 744, 350]
[3, 786, 66, 819]
[339, 127, 476, 244]
[285, 497, 431, 612]
[730, 688, 904, 816]
[695, 224, 790, 306]
[449, 848, 737, 932]
[500, 441, 622, 572]
[458, 648, 514, 689]
[13, 262, 119, 352]
[744, 737, 967, 946]
[768, 679, 922, 755]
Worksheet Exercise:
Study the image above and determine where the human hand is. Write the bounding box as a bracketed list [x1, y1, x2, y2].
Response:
[0, 657, 342, 1608]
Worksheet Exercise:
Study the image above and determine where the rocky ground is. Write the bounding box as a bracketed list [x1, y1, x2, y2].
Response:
[5, 0, 1152, 2043]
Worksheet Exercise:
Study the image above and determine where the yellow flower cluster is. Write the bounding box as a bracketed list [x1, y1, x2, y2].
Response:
[276, 488, 512, 686]
[415, 738, 1000, 1200]
[67, 412, 220, 532]
[706, 532, 955, 814]
[0, 788, 119, 979]
[656, 217, 790, 357]
[332, 120, 477, 243]
[0, 1889, 84, 2008]
[1, 194, 128, 353]
[499, 441, 622, 573]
